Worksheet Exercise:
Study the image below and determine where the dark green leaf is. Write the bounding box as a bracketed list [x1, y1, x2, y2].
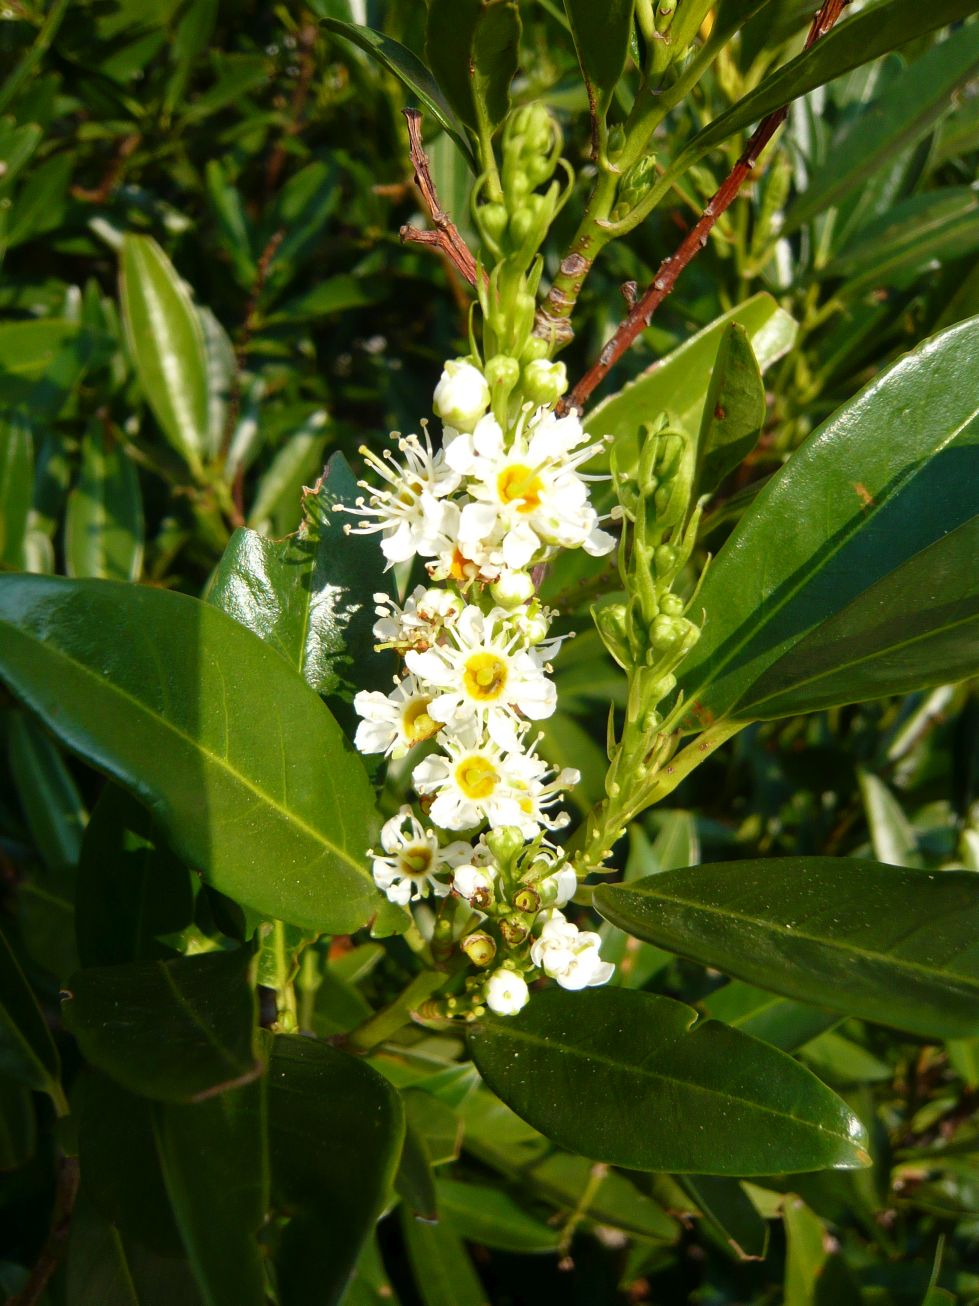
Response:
[401, 1205, 487, 1306]
[7, 710, 87, 872]
[269, 1034, 405, 1306]
[427, 0, 521, 133]
[0, 411, 33, 567]
[0, 924, 62, 1102]
[65, 426, 144, 581]
[799, 1031, 892, 1085]
[469, 988, 869, 1175]
[395, 1111, 439, 1220]
[784, 25, 979, 233]
[246, 414, 330, 531]
[695, 323, 767, 499]
[323, 19, 475, 166]
[677, 317, 979, 724]
[63, 947, 261, 1103]
[0, 575, 381, 933]
[0, 1076, 35, 1170]
[680, 1176, 769, 1260]
[120, 235, 210, 477]
[0, 320, 96, 421]
[701, 980, 840, 1052]
[562, 0, 635, 121]
[436, 1179, 560, 1253]
[595, 858, 979, 1039]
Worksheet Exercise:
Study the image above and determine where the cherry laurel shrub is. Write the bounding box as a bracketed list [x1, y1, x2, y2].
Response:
[1, 1, 978, 1302]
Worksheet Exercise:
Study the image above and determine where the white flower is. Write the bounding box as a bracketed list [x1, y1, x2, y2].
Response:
[411, 722, 577, 836]
[538, 864, 578, 908]
[530, 909, 614, 990]
[342, 429, 461, 565]
[372, 585, 463, 652]
[370, 807, 471, 905]
[490, 569, 535, 609]
[444, 409, 615, 569]
[433, 359, 491, 433]
[453, 862, 496, 902]
[405, 604, 555, 743]
[484, 967, 530, 1015]
[353, 675, 441, 757]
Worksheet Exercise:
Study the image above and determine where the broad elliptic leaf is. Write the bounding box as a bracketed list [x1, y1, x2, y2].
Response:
[682, 0, 979, 167]
[427, 0, 521, 133]
[701, 980, 839, 1053]
[323, 19, 475, 167]
[63, 947, 261, 1103]
[563, 0, 635, 121]
[694, 322, 767, 500]
[269, 1035, 405, 1306]
[120, 235, 210, 477]
[207, 452, 394, 707]
[0, 924, 62, 1101]
[595, 859, 979, 1039]
[468, 988, 869, 1175]
[0, 575, 381, 933]
[677, 317, 979, 725]
[65, 426, 144, 581]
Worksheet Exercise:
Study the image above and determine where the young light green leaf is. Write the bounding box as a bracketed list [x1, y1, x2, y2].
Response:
[595, 858, 979, 1039]
[0, 575, 381, 934]
[469, 988, 869, 1175]
[0, 320, 97, 420]
[695, 323, 767, 500]
[858, 771, 922, 869]
[119, 235, 210, 478]
[63, 948, 261, 1103]
[677, 316, 979, 725]
[65, 426, 144, 581]
[436, 1179, 560, 1253]
[562, 0, 635, 124]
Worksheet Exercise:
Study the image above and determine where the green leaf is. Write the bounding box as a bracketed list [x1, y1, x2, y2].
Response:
[63, 947, 261, 1103]
[683, 0, 979, 166]
[0, 410, 33, 567]
[783, 25, 979, 233]
[594, 858, 979, 1039]
[119, 235, 210, 477]
[323, 19, 475, 167]
[246, 413, 329, 530]
[0, 924, 62, 1103]
[468, 988, 869, 1175]
[0, 575, 381, 933]
[269, 1034, 405, 1306]
[436, 1178, 560, 1252]
[427, 0, 521, 133]
[6, 710, 87, 873]
[858, 771, 921, 868]
[783, 1194, 828, 1306]
[701, 980, 840, 1052]
[679, 1176, 769, 1261]
[395, 1111, 439, 1220]
[695, 323, 766, 499]
[65, 426, 144, 581]
[75, 785, 194, 969]
[207, 452, 395, 708]
[0, 320, 96, 420]
[0, 1075, 35, 1171]
[677, 317, 979, 725]
[154, 1079, 268, 1306]
[562, 0, 635, 122]
[401, 1205, 487, 1306]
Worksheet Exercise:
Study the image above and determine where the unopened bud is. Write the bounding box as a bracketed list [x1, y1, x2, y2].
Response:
[660, 593, 684, 617]
[461, 932, 497, 967]
[487, 826, 525, 872]
[485, 353, 521, 393]
[433, 359, 491, 433]
[479, 201, 508, 244]
[654, 544, 678, 576]
[522, 358, 568, 405]
[491, 569, 535, 609]
[512, 887, 541, 914]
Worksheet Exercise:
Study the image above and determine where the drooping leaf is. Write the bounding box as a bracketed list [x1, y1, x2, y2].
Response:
[0, 924, 63, 1105]
[677, 316, 979, 725]
[695, 323, 767, 499]
[119, 235, 210, 478]
[63, 947, 261, 1103]
[468, 988, 869, 1175]
[65, 425, 144, 581]
[6, 710, 87, 873]
[594, 858, 979, 1039]
[401, 1204, 487, 1306]
[0, 575, 381, 933]
[562, 0, 635, 123]
[268, 1034, 405, 1306]
[426, 0, 521, 133]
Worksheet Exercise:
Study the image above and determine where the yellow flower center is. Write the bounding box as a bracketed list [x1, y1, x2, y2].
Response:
[398, 844, 433, 878]
[498, 463, 543, 513]
[402, 696, 439, 744]
[463, 651, 508, 702]
[455, 754, 499, 800]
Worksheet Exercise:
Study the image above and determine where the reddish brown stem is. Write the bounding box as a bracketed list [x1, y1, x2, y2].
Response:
[562, 0, 850, 415]
[400, 108, 484, 289]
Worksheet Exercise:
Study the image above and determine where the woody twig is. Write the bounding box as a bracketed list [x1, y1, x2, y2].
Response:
[400, 108, 485, 289]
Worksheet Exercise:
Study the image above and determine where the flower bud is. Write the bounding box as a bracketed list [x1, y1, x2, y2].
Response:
[433, 359, 491, 433]
[593, 602, 632, 670]
[650, 614, 683, 651]
[454, 864, 495, 903]
[461, 932, 497, 967]
[485, 353, 520, 394]
[660, 593, 684, 617]
[512, 886, 541, 914]
[538, 866, 578, 908]
[491, 569, 535, 609]
[486, 826, 525, 873]
[479, 201, 509, 245]
[654, 544, 678, 577]
[522, 358, 568, 405]
[484, 967, 529, 1016]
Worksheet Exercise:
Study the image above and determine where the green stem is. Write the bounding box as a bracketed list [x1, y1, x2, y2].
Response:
[345, 969, 448, 1054]
[271, 919, 299, 1033]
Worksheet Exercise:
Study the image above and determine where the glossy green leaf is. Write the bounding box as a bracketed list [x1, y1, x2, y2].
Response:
[799, 1031, 892, 1085]
[154, 1079, 268, 1306]
[0, 411, 33, 566]
[0, 320, 96, 420]
[859, 771, 921, 868]
[343, 1236, 402, 1306]
[0, 575, 381, 933]
[65, 427, 144, 581]
[269, 1034, 405, 1306]
[7, 710, 86, 872]
[701, 980, 839, 1052]
[595, 858, 979, 1039]
[427, 0, 521, 133]
[246, 412, 329, 530]
[401, 1205, 487, 1306]
[469, 988, 869, 1175]
[677, 317, 979, 725]
[695, 322, 767, 499]
[784, 26, 979, 233]
[64, 947, 261, 1103]
[563, 0, 635, 121]
[683, 0, 979, 166]
[120, 235, 210, 477]
[207, 452, 394, 707]
[680, 1176, 769, 1260]
[323, 19, 475, 167]
[436, 1178, 560, 1253]
[0, 924, 62, 1102]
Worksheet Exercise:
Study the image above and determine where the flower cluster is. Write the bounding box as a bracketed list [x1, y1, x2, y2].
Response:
[346, 357, 616, 1015]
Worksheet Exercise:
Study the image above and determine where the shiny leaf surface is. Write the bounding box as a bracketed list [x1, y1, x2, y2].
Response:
[695, 322, 767, 499]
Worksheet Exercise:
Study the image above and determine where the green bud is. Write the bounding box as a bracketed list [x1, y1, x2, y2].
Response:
[485, 353, 520, 391]
[521, 337, 549, 364]
[592, 602, 632, 671]
[650, 614, 682, 651]
[522, 357, 567, 405]
[654, 544, 678, 577]
[461, 932, 497, 967]
[487, 826, 525, 874]
[479, 201, 508, 245]
[499, 916, 530, 947]
[660, 593, 684, 617]
[606, 123, 627, 161]
[512, 886, 541, 914]
[620, 155, 657, 209]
